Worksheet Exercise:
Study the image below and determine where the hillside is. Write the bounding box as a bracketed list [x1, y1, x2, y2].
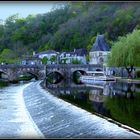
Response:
[0, 2, 140, 63]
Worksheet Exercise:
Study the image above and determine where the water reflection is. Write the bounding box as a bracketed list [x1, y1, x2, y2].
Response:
[46, 80, 140, 131]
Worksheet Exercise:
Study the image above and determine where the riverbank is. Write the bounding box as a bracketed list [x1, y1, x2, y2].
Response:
[115, 77, 140, 83]
[23, 81, 140, 138]
[0, 80, 9, 87]
[0, 76, 35, 87]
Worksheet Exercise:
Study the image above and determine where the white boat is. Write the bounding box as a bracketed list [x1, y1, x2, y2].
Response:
[79, 71, 116, 84]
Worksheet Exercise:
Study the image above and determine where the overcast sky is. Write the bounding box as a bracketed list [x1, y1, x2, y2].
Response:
[0, 1, 66, 22]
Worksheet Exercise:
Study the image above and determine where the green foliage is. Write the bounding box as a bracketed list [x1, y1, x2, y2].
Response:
[0, 2, 140, 63]
[0, 49, 18, 64]
[50, 55, 57, 63]
[86, 54, 91, 62]
[39, 43, 50, 52]
[108, 29, 140, 67]
[71, 58, 81, 64]
[41, 57, 48, 64]
[0, 80, 9, 87]
[0, 45, 5, 52]
[17, 75, 33, 81]
[0, 24, 4, 38]
[136, 70, 140, 78]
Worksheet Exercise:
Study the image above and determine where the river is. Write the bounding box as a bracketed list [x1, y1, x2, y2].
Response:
[0, 81, 140, 138]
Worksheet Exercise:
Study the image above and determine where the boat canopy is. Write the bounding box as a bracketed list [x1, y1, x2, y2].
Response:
[86, 71, 104, 74]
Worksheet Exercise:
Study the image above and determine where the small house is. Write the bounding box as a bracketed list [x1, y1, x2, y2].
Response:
[21, 56, 42, 65]
[33, 50, 59, 64]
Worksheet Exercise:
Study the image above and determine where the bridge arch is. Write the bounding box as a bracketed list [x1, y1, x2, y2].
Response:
[95, 68, 103, 71]
[17, 71, 39, 80]
[0, 64, 45, 81]
[72, 70, 87, 75]
[47, 70, 64, 77]
[72, 70, 87, 84]
[46, 71, 64, 84]
[0, 70, 9, 79]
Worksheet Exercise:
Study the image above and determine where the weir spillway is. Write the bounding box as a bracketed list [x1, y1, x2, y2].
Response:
[23, 81, 140, 139]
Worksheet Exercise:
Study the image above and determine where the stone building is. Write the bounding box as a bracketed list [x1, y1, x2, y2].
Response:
[89, 34, 110, 66]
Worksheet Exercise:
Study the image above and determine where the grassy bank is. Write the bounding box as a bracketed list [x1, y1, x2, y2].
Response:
[17, 75, 34, 81]
[0, 80, 9, 87]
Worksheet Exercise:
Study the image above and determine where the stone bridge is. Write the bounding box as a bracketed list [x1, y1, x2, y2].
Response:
[0, 64, 45, 81]
[45, 64, 103, 80]
[0, 64, 103, 82]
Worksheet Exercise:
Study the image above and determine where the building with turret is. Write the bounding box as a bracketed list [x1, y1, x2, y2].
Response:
[89, 34, 110, 66]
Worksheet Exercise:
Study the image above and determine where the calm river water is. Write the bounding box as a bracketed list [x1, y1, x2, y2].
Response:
[46, 80, 140, 133]
[0, 80, 140, 138]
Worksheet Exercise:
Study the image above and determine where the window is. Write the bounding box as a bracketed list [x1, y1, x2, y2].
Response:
[99, 57, 104, 63]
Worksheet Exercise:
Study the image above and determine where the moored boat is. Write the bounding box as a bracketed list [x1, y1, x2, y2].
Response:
[79, 71, 116, 84]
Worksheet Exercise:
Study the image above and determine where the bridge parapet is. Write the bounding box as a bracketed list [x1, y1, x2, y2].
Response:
[46, 64, 102, 68]
[45, 64, 103, 80]
[0, 64, 44, 68]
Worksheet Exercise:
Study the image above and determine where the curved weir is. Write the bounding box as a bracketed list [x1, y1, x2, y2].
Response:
[23, 81, 140, 139]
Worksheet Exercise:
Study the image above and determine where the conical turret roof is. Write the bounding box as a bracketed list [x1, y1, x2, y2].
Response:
[91, 34, 110, 52]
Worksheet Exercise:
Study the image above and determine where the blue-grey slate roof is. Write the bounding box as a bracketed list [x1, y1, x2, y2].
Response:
[34, 50, 58, 57]
[91, 34, 110, 52]
[74, 48, 87, 56]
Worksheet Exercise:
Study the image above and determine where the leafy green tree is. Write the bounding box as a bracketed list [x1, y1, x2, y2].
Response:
[0, 23, 4, 38]
[71, 58, 81, 64]
[107, 29, 140, 78]
[0, 49, 17, 64]
[86, 54, 91, 63]
[41, 57, 49, 64]
[0, 2, 140, 62]
[50, 55, 57, 64]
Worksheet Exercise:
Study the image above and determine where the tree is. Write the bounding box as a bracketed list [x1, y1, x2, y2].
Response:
[71, 58, 81, 64]
[107, 29, 140, 78]
[41, 57, 49, 64]
[0, 2, 140, 63]
[0, 23, 4, 38]
[50, 55, 57, 64]
[0, 49, 17, 64]
[86, 54, 91, 63]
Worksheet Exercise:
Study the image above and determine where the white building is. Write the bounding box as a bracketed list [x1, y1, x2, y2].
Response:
[59, 48, 87, 64]
[89, 34, 110, 66]
[33, 50, 59, 64]
[21, 57, 42, 65]
[59, 52, 73, 64]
